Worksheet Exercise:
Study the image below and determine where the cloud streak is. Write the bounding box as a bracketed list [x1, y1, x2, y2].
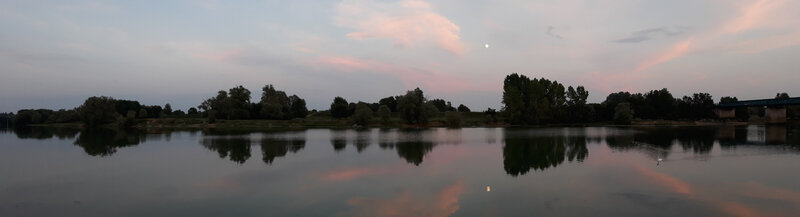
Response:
[614, 26, 690, 43]
[335, 0, 465, 55]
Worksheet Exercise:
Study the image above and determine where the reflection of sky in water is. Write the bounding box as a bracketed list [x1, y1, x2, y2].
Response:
[0, 126, 799, 217]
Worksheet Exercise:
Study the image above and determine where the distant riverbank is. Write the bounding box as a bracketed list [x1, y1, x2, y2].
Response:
[26, 117, 781, 132]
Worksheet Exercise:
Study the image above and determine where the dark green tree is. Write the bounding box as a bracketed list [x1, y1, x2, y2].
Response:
[199, 90, 231, 119]
[78, 96, 119, 127]
[379, 96, 398, 112]
[614, 102, 633, 125]
[352, 103, 373, 126]
[163, 104, 173, 116]
[642, 88, 676, 119]
[330, 96, 350, 118]
[289, 95, 308, 118]
[228, 85, 252, 119]
[397, 88, 426, 124]
[484, 108, 498, 123]
[429, 99, 455, 112]
[377, 105, 391, 124]
[679, 93, 715, 119]
[260, 85, 290, 120]
[13, 110, 44, 127]
[114, 100, 142, 117]
[138, 109, 148, 118]
[502, 73, 576, 124]
[457, 104, 470, 112]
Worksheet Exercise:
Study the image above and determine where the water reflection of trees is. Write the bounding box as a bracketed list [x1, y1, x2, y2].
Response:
[331, 129, 348, 152]
[14, 127, 80, 140]
[73, 128, 146, 157]
[378, 129, 440, 166]
[503, 130, 589, 176]
[201, 136, 253, 164]
[201, 132, 307, 165]
[261, 137, 305, 164]
[604, 127, 717, 160]
[383, 141, 435, 166]
[354, 129, 371, 153]
[606, 126, 800, 159]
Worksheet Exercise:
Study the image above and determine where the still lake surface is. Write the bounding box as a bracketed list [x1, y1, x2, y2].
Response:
[1, 125, 800, 217]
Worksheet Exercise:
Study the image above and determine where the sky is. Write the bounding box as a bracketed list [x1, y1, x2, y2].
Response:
[1, 0, 799, 112]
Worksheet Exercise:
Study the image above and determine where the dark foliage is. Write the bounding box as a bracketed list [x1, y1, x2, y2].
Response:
[330, 96, 350, 118]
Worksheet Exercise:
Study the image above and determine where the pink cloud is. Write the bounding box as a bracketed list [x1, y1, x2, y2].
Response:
[336, 0, 465, 55]
[346, 181, 465, 217]
[321, 168, 374, 181]
[635, 39, 693, 72]
[722, 0, 787, 34]
[719, 202, 761, 217]
[634, 165, 691, 194]
[723, 32, 800, 54]
[314, 55, 480, 93]
[629, 0, 792, 73]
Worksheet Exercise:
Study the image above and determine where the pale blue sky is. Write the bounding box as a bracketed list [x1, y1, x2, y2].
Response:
[1, 0, 799, 112]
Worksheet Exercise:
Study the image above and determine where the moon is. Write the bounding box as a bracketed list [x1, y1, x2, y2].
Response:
[485, 44, 490, 48]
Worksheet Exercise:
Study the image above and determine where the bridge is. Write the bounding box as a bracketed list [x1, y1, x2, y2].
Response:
[716, 97, 800, 124]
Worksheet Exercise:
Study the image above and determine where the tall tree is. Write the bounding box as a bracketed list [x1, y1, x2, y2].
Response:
[78, 96, 119, 127]
[642, 88, 675, 119]
[260, 85, 290, 120]
[428, 99, 454, 112]
[457, 104, 471, 112]
[330, 97, 350, 118]
[289, 95, 308, 118]
[200, 90, 231, 119]
[397, 88, 427, 124]
[163, 104, 173, 116]
[379, 96, 398, 112]
[228, 85, 252, 119]
[377, 105, 391, 124]
[502, 73, 580, 124]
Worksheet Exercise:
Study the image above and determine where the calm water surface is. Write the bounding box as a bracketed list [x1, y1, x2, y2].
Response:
[1, 126, 800, 217]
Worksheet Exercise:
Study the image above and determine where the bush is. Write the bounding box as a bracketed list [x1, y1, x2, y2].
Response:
[377, 105, 391, 125]
[352, 103, 373, 126]
[138, 109, 148, 118]
[614, 103, 633, 125]
[208, 110, 217, 123]
[445, 111, 462, 127]
[123, 110, 137, 127]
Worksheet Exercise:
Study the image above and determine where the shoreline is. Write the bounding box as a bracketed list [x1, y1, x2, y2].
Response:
[22, 118, 792, 132]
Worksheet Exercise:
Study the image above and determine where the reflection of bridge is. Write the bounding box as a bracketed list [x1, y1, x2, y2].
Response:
[716, 97, 800, 124]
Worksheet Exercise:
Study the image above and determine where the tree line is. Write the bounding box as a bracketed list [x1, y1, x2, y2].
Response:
[3, 74, 795, 128]
[9, 97, 199, 128]
[501, 73, 795, 125]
